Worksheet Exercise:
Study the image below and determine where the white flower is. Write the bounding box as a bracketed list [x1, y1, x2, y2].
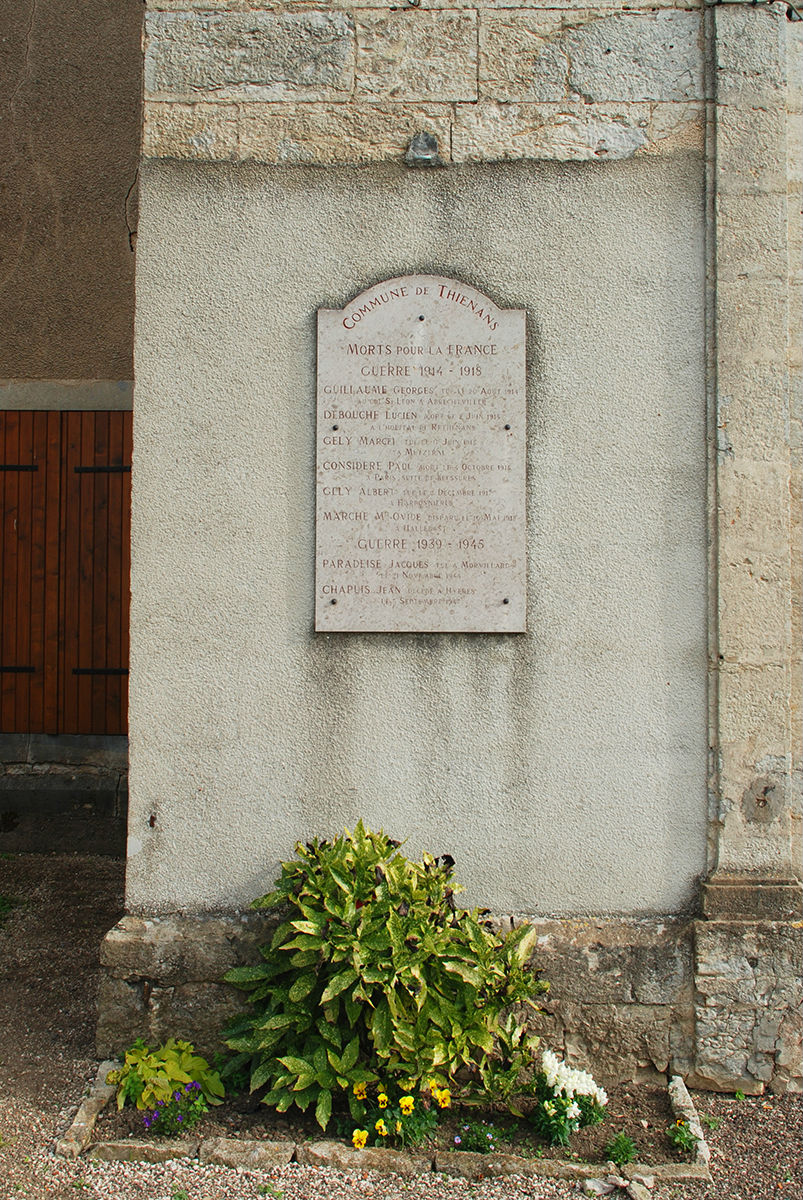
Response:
[567, 1102, 581, 1120]
[540, 1049, 607, 1108]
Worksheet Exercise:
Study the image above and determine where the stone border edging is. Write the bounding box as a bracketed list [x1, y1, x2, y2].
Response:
[55, 1061, 119, 1159]
[668, 1073, 711, 1168]
[57, 1065, 711, 1184]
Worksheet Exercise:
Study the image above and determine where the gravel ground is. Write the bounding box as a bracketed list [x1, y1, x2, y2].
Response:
[0, 853, 800, 1200]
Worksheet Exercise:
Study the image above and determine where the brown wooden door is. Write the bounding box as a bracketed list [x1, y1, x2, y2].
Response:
[0, 411, 131, 734]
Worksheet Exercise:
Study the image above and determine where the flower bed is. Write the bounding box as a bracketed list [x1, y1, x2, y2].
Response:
[60, 830, 711, 1184]
[87, 1075, 700, 1172]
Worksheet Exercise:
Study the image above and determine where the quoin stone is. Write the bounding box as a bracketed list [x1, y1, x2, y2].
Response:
[315, 275, 526, 633]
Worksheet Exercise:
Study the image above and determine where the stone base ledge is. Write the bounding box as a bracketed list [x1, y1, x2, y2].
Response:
[96, 904, 801, 1092]
[96, 911, 695, 1080]
[97, 911, 279, 1060]
[701, 875, 803, 921]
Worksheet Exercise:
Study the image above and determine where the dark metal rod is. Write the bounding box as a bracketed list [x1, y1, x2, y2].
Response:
[74, 465, 131, 474]
[72, 667, 129, 676]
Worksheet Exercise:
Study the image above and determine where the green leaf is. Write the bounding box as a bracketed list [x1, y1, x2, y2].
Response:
[249, 1060, 274, 1092]
[224, 964, 274, 985]
[361, 930, 391, 952]
[294, 1086, 317, 1112]
[283, 935, 324, 952]
[290, 920, 323, 935]
[442, 960, 481, 987]
[329, 867, 350, 894]
[372, 1002, 391, 1053]
[362, 966, 389, 984]
[289, 974, 316, 1003]
[315, 1088, 333, 1130]
[320, 968, 358, 1003]
[277, 1056, 314, 1077]
[341, 1035, 360, 1072]
[289, 950, 320, 968]
[344, 991, 362, 1027]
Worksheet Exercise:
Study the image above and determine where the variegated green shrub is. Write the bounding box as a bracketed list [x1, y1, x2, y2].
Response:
[223, 821, 547, 1129]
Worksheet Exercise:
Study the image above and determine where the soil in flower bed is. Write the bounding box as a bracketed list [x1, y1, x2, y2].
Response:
[93, 1082, 690, 1166]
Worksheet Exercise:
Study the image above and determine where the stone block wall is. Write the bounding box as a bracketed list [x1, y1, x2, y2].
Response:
[97, 912, 277, 1057]
[97, 909, 697, 1090]
[142, 1, 706, 164]
[97, 905, 801, 1094]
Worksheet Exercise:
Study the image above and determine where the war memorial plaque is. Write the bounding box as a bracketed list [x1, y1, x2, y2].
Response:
[315, 275, 526, 632]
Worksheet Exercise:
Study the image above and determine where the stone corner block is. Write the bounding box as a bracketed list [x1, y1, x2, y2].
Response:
[144, 102, 239, 161]
[99, 911, 277, 983]
[715, 2, 787, 107]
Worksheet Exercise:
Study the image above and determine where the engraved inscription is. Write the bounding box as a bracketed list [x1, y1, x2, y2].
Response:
[315, 275, 526, 632]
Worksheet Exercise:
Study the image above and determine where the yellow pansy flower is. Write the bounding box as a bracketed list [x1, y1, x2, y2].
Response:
[436, 1088, 451, 1109]
[395, 1120, 403, 1134]
[399, 1095, 415, 1115]
[378, 1092, 388, 1108]
[375, 1118, 389, 1137]
[353, 1082, 367, 1099]
[352, 1129, 368, 1149]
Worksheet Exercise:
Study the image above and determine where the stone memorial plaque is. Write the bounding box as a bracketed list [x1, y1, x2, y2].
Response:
[315, 275, 526, 632]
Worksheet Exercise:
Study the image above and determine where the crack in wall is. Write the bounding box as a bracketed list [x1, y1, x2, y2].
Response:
[5, 0, 38, 115]
[124, 169, 140, 252]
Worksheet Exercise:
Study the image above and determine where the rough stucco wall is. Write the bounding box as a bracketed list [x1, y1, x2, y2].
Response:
[0, 0, 141, 380]
[128, 155, 707, 916]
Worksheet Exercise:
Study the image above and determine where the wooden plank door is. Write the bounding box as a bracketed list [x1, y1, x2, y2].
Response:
[0, 411, 131, 735]
[0, 412, 61, 733]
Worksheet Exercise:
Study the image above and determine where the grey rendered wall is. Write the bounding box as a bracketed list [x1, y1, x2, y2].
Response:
[127, 155, 708, 916]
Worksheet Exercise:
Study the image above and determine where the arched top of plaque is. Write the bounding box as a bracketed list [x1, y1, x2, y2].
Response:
[325, 275, 518, 336]
[315, 274, 526, 634]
